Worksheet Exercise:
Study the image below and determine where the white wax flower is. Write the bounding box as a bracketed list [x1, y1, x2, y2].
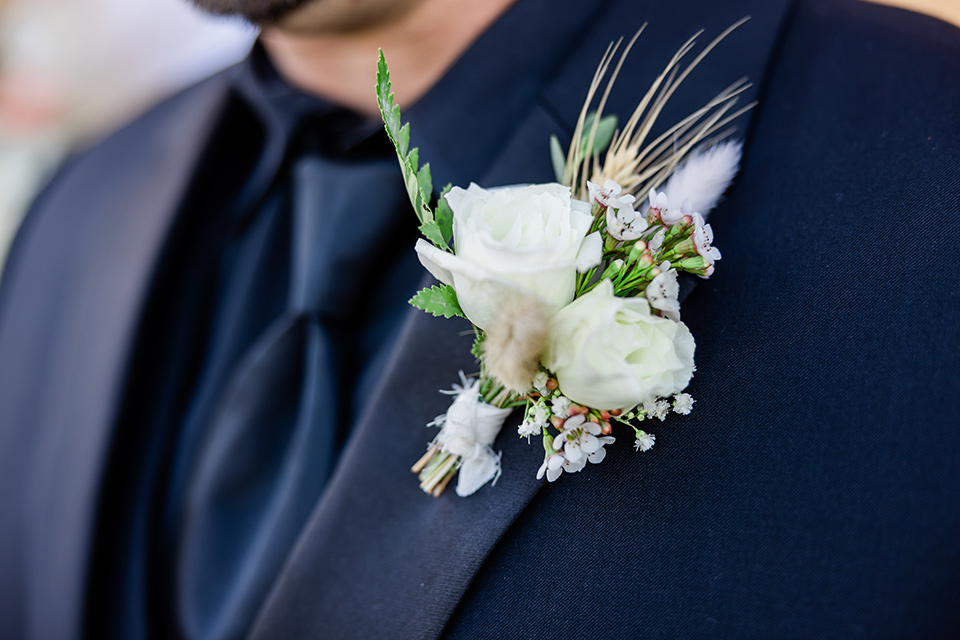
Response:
[415, 183, 602, 329]
[605, 200, 647, 241]
[646, 188, 670, 218]
[645, 264, 680, 321]
[543, 279, 695, 410]
[536, 451, 584, 482]
[536, 421, 613, 482]
[692, 213, 721, 263]
[588, 179, 636, 211]
[647, 228, 666, 253]
[553, 414, 601, 463]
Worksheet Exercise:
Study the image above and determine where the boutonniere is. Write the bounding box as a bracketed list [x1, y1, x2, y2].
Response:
[377, 20, 749, 497]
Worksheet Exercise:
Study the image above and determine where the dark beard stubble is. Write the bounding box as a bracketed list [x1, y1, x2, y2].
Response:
[190, 0, 313, 24]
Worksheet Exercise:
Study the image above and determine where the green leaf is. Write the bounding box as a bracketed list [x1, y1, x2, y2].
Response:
[417, 163, 433, 200]
[550, 135, 566, 183]
[376, 51, 402, 142]
[580, 112, 618, 156]
[376, 50, 450, 251]
[436, 184, 454, 245]
[406, 146, 418, 177]
[419, 221, 447, 248]
[470, 330, 485, 359]
[591, 114, 618, 154]
[398, 122, 410, 156]
[409, 285, 465, 319]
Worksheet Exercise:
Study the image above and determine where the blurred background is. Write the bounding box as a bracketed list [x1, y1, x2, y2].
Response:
[0, 0, 956, 273]
[0, 0, 254, 270]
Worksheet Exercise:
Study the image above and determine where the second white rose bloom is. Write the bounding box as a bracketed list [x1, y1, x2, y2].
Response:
[543, 279, 695, 410]
[415, 183, 602, 329]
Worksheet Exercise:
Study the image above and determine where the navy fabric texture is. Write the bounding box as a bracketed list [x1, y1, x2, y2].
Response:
[443, 1, 960, 637]
[0, 0, 958, 638]
[89, 50, 421, 640]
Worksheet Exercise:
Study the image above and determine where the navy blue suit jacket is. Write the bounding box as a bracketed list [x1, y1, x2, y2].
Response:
[1, 0, 958, 638]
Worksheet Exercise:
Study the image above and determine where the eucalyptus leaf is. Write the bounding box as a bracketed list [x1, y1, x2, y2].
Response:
[550, 135, 566, 183]
[580, 112, 618, 156]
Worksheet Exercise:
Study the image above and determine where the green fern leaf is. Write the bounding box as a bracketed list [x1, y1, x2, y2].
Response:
[376, 50, 450, 251]
[409, 285, 465, 319]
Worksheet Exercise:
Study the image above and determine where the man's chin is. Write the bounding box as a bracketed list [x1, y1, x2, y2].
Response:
[190, 0, 313, 25]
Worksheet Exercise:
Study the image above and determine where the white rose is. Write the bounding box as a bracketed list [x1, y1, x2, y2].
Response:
[543, 279, 695, 410]
[415, 183, 602, 329]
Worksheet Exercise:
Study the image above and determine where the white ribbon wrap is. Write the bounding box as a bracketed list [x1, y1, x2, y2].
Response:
[432, 376, 512, 497]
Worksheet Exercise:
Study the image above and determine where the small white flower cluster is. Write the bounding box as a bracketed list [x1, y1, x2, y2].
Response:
[537, 415, 615, 482]
[641, 398, 672, 421]
[619, 392, 696, 455]
[626, 392, 695, 422]
[517, 402, 549, 438]
[633, 431, 655, 452]
[589, 179, 646, 242]
[673, 392, 695, 415]
[644, 188, 721, 278]
[518, 369, 579, 439]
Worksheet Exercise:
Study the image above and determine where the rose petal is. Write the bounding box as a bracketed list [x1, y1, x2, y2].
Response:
[575, 231, 603, 273]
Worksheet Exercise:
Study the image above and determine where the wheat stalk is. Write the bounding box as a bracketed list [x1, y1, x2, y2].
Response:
[565, 17, 752, 202]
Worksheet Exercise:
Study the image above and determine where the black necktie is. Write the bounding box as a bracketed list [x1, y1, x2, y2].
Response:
[172, 155, 407, 640]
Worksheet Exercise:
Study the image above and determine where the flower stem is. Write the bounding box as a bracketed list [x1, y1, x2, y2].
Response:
[410, 443, 439, 473]
[432, 467, 457, 497]
[421, 453, 458, 493]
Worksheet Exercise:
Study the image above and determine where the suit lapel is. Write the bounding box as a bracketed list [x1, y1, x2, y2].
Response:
[250, 1, 792, 638]
[18, 73, 234, 640]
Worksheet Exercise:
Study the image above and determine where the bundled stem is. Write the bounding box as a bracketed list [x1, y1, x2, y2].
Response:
[411, 374, 523, 497]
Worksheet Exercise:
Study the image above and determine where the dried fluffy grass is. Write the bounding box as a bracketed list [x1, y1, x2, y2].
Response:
[482, 297, 549, 395]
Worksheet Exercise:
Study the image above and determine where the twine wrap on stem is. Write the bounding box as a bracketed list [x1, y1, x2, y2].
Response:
[430, 375, 512, 497]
